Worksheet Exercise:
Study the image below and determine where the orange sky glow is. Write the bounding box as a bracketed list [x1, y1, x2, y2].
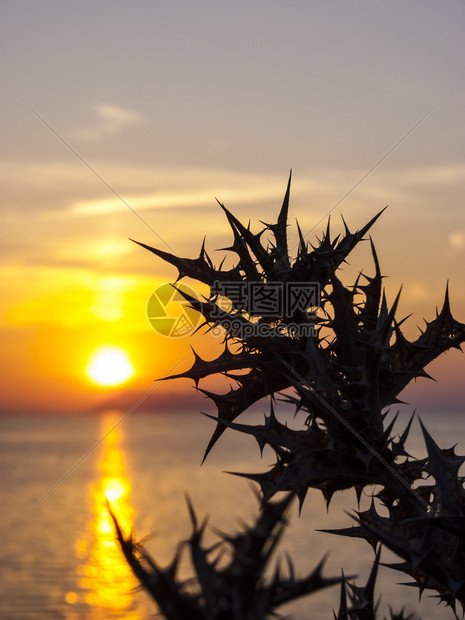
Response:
[1, 2, 464, 415]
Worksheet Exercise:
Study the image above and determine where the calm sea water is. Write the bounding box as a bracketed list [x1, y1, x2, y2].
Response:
[1, 407, 464, 620]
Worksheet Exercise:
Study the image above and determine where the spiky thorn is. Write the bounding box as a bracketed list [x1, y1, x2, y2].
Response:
[163, 344, 259, 388]
[194, 492, 342, 617]
[216, 199, 264, 281]
[380, 285, 465, 406]
[386, 606, 417, 620]
[334, 569, 349, 620]
[312, 216, 333, 253]
[390, 412, 416, 458]
[345, 546, 381, 619]
[270, 553, 345, 609]
[418, 419, 465, 517]
[357, 237, 383, 332]
[107, 501, 203, 620]
[130, 238, 241, 285]
[217, 200, 276, 279]
[319, 517, 380, 554]
[197, 359, 295, 462]
[261, 170, 292, 272]
[295, 218, 308, 260]
[204, 406, 304, 455]
[288, 207, 388, 289]
[350, 500, 465, 611]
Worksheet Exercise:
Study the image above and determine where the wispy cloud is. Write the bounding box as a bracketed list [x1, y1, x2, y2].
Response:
[3, 159, 464, 240]
[448, 229, 465, 253]
[71, 103, 143, 141]
[69, 180, 311, 216]
[10, 165, 315, 216]
[397, 163, 465, 186]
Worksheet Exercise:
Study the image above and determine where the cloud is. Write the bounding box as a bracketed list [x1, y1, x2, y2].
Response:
[51, 168, 317, 216]
[448, 230, 465, 251]
[71, 103, 143, 141]
[395, 163, 465, 186]
[69, 182, 304, 216]
[2, 159, 463, 226]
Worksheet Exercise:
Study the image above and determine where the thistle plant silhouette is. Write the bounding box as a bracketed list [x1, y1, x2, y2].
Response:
[111, 173, 465, 619]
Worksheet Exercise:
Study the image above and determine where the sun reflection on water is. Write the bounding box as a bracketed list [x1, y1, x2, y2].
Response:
[66, 412, 147, 619]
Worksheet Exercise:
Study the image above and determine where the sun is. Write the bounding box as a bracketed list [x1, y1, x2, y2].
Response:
[86, 345, 135, 387]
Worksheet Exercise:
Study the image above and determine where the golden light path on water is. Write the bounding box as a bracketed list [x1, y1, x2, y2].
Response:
[65, 412, 147, 619]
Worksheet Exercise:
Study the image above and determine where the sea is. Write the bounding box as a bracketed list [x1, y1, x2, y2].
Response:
[1, 407, 464, 620]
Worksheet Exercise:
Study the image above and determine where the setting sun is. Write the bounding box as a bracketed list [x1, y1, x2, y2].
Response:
[86, 346, 135, 387]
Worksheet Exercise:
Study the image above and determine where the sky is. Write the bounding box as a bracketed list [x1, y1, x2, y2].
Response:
[1, 0, 464, 414]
